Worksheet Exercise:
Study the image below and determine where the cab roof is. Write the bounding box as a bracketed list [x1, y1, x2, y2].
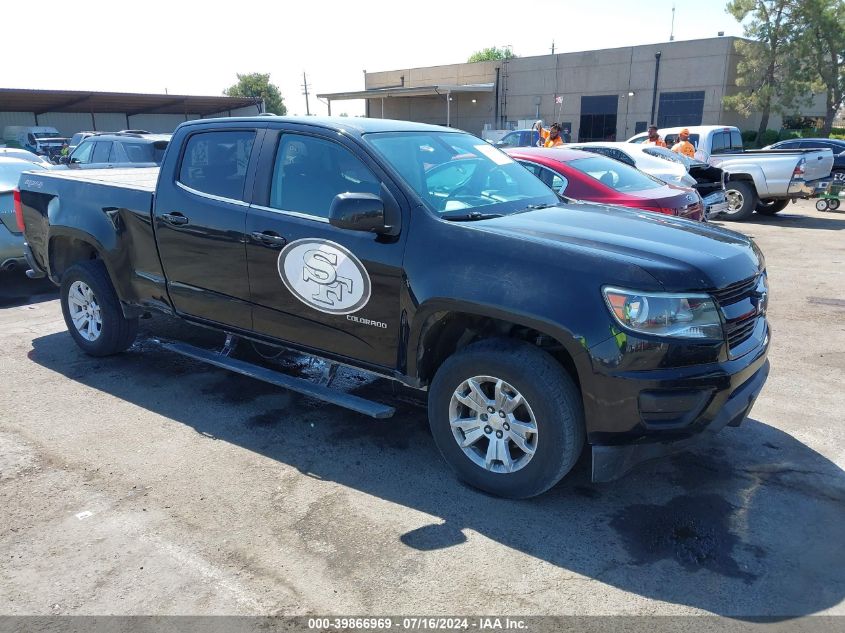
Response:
[180, 116, 460, 136]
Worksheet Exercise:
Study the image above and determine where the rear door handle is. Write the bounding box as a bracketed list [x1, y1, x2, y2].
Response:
[161, 212, 189, 226]
[251, 231, 287, 248]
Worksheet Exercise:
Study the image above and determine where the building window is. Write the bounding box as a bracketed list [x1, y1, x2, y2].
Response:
[657, 91, 705, 128]
[579, 95, 618, 142]
[634, 121, 648, 134]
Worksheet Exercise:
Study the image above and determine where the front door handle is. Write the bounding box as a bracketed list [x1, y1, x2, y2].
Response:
[161, 212, 189, 226]
[251, 231, 287, 248]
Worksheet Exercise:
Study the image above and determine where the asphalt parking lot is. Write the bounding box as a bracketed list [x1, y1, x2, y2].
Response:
[0, 200, 843, 619]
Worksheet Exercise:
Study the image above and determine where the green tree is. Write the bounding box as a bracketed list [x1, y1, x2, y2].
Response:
[793, 0, 845, 136]
[224, 72, 287, 115]
[467, 46, 516, 63]
[723, 0, 806, 145]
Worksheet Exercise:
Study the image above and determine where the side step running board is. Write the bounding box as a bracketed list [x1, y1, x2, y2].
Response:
[157, 340, 396, 419]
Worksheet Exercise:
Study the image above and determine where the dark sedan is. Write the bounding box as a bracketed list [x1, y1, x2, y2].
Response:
[765, 138, 845, 183]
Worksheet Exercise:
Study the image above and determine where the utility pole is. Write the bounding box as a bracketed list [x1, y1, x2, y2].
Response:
[551, 40, 555, 55]
[669, 3, 676, 41]
[302, 72, 311, 116]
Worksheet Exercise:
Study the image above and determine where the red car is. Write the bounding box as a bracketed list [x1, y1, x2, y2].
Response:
[505, 147, 704, 221]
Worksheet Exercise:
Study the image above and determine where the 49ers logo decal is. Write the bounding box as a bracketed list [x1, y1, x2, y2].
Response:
[277, 239, 371, 315]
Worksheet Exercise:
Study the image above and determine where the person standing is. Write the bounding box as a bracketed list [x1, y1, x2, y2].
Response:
[671, 128, 695, 158]
[643, 124, 667, 148]
[534, 120, 564, 147]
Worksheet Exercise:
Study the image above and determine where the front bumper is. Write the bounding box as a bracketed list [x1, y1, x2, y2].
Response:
[591, 358, 769, 481]
[586, 323, 770, 482]
[702, 191, 729, 219]
[788, 177, 831, 198]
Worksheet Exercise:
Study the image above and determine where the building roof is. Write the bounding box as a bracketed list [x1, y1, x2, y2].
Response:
[0, 88, 263, 116]
[317, 83, 495, 101]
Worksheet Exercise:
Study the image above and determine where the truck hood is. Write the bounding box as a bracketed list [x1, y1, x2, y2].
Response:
[476, 203, 763, 291]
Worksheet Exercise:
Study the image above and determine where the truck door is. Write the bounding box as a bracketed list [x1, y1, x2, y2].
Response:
[244, 127, 408, 370]
[153, 126, 263, 330]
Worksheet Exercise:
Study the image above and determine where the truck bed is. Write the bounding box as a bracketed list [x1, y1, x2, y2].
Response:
[41, 167, 160, 193]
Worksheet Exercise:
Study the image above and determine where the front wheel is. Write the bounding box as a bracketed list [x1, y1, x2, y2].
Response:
[723, 181, 758, 221]
[60, 260, 138, 356]
[428, 339, 585, 498]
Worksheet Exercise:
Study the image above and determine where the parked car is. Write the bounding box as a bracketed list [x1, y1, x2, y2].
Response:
[2, 125, 63, 155]
[0, 157, 49, 271]
[764, 138, 845, 184]
[68, 131, 98, 151]
[65, 132, 170, 169]
[570, 142, 729, 218]
[627, 125, 834, 219]
[18, 116, 770, 498]
[0, 148, 51, 166]
[495, 129, 541, 148]
[506, 147, 705, 221]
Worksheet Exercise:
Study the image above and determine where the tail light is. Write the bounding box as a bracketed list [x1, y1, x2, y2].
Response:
[793, 158, 806, 179]
[13, 189, 24, 231]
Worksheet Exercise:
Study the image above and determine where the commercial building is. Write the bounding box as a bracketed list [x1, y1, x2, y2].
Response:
[0, 88, 264, 137]
[319, 36, 826, 140]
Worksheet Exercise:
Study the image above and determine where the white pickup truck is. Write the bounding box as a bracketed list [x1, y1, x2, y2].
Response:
[628, 125, 834, 220]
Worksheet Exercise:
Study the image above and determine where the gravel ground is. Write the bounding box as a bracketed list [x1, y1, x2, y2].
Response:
[0, 200, 843, 619]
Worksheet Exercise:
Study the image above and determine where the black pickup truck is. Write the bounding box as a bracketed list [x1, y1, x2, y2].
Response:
[16, 116, 770, 498]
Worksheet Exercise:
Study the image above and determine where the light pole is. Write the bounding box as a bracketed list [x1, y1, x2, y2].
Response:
[624, 91, 635, 139]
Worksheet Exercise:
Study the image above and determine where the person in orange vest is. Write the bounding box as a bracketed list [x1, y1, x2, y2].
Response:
[643, 124, 667, 148]
[534, 120, 564, 147]
[671, 128, 696, 158]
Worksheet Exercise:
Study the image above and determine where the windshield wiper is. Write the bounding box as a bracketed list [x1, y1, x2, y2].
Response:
[441, 211, 504, 221]
[516, 202, 558, 212]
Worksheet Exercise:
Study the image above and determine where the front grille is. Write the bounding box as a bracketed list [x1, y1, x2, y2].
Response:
[711, 275, 758, 305]
[710, 274, 762, 352]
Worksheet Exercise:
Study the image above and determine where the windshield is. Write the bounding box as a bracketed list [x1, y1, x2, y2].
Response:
[364, 131, 558, 215]
[568, 155, 663, 192]
[642, 146, 694, 169]
[33, 132, 58, 139]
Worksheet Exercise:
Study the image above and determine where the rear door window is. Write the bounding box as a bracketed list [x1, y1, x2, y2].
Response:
[730, 131, 744, 151]
[92, 141, 112, 163]
[178, 130, 256, 201]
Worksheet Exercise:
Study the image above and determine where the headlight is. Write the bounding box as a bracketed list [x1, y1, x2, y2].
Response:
[603, 287, 723, 339]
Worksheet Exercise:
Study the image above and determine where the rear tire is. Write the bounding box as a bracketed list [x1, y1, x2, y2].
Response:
[755, 199, 789, 215]
[428, 338, 585, 499]
[816, 199, 830, 212]
[60, 260, 138, 356]
[723, 181, 758, 221]
[829, 199, 841, 211]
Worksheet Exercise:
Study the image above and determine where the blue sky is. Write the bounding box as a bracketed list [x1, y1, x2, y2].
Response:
[3, 0, 745, 115]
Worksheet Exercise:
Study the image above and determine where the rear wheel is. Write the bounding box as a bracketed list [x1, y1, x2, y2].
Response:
[428, 339, 585, 498]
[756, 199, 789, 215]
[816, 199, 830, 212]
[723, 181, 758, 221]
[829, 199, 841, 211]
[60, 260, 138, 356]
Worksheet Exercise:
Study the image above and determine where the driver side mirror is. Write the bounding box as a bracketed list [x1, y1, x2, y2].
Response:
[329, 192, 397, 235]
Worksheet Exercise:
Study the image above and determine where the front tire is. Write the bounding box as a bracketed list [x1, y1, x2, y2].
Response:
[756, 199, 789, 215]
[724, 181, 758, 221]
[428, 339, 585, 498]
[60, 260, 138, 356]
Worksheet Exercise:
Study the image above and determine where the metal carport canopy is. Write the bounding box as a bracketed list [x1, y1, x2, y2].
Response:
[0, 88, 262, 116]
[317, 83, 494, 126]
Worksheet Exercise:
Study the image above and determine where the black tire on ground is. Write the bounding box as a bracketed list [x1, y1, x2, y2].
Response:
[60, 259, 138, 356]
[427, 338, 585, 499]
[723, 181, 758, 221]
[829, 199, 841, 211]
[816, 199, 830, 212]
[755, 199, 789, 215]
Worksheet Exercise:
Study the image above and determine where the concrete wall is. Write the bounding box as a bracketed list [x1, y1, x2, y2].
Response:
[363, 37, 828, 139]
